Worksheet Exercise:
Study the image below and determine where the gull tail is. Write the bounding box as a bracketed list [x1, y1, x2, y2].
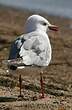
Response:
[2, 58, 24, 70]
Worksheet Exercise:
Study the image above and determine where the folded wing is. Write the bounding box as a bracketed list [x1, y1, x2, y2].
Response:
[19, 33, 49, 66]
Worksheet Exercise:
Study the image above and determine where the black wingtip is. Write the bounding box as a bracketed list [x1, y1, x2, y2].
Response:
[8, 65, 17, 70]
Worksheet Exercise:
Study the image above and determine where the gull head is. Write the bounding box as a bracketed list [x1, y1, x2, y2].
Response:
[25, 15, 58, 33]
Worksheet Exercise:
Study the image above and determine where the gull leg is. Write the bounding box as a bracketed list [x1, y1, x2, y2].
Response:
[18, 74, 23, 98]
[40, 71, 44, 98]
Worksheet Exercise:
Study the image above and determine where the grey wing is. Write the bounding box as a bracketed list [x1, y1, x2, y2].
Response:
[8, 42, 19, 59]
[8, 35, 25, 60]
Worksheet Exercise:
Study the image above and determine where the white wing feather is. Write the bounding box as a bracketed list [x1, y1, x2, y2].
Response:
[19, 32, 51, 66]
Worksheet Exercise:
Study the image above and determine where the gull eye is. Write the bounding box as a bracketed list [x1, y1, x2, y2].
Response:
[43, 22, 47, 26]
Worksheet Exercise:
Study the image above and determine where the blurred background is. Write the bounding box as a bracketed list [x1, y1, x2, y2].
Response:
[0, 0, 72, 18]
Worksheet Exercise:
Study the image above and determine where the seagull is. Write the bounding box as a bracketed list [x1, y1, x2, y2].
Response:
[8, 14, 58, 69]
[8, 14, 58, 98]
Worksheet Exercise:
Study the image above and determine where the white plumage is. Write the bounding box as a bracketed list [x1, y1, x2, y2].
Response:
[9, 15, 58, 68]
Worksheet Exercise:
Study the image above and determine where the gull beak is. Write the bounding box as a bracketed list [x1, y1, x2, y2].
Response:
[48, 24, 58, 31]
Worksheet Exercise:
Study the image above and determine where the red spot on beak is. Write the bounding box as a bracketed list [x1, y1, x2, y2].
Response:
[48, 25, 58, 31]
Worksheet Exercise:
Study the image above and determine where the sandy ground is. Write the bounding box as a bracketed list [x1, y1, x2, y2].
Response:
[0, 5, 72, 110]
